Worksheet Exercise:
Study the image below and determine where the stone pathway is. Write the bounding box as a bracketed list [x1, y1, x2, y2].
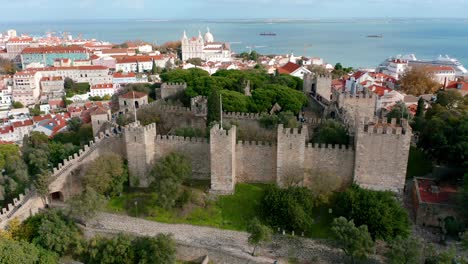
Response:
[87, 213, 359, 264]
[90, 212, 277, 263]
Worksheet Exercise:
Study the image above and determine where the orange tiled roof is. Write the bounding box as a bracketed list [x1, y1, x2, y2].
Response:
[278, 62, 301, 74]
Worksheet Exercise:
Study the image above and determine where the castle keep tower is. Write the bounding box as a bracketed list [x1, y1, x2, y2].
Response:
[276, 124, 308, 187]
[210, 125, 236, 194]
[353, 118, 412, 193]
[123, 122, 156, 187]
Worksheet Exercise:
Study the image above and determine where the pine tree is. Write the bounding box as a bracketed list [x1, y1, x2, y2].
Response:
[416, 97, 425, 117]
[207, 89, 221, 126]
[151, 60, 157, 75]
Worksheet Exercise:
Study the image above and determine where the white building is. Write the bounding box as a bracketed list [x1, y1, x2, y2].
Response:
[181, 29, 232, 62]
[12, 69, 42, 106]
[277, 62, 311, 80]
[89, 83, 120, 98]
[138, 44, 153, 53]
[382, 59, 409, 80]
[0, 75, 13, 110]
[427, 66, 456, 85]
[115, 55, 171, 73]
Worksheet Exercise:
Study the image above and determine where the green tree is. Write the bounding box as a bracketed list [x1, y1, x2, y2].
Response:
[0, 144, 20, 170]
[133, 234, 176, 264]
[32, 210, 82, 256]
[386, 236, 423, 264]
[333, 185, 410, 241]
[313, 120, 349, 145]
[67, 187, 106, 222]
[436, 89, 465, 110]
[416, 97, 425, 117]
[83, 234, 135, 264]
[150, 153, 191, 209]
[187, 58, 203, 66]
[386, 101, 412, 123]
[64, 77, 74, 90]
[67, 117, 83, 132]
[261, 186, 315, 233]
[331, 217, 374, 264]
[12, 101, 24, 109]
[0, 237, 58, 264]
[82, 154, 127, 197]
[207, 89, 221, 126]
[34, 170, 51, 206]
[151, 59, 158, 74]
[247, 218, 272, 256]
[48, 142, 78, 167]
[0, 58, 17, 74]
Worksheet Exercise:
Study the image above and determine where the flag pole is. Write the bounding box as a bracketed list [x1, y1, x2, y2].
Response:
[220, 93, 223, 128]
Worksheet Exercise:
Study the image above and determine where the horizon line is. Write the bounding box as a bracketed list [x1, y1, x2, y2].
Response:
[1, 16, 468, 23]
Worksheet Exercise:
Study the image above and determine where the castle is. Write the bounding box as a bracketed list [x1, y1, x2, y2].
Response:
[0, 76, 412, 227]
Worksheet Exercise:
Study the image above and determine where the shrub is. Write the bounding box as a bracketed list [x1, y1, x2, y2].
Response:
[261, 186, 316, 233]
[332, 185, 410, 241]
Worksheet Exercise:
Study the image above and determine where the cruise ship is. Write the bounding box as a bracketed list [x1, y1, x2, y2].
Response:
[382, 54, 468, 76]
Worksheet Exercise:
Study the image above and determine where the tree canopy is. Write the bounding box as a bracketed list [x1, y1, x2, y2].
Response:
[160, 68, 307, 114]
[82, 154, 127, 197]
[416, 90, 468, 166]
[331, 217, 374, 264]
[247, 218, 272, 256]
[312, 120, 349, 145]
[400, 66, 441, 96]
[332, 185, 410, 241]
[150, 152, 192, 209]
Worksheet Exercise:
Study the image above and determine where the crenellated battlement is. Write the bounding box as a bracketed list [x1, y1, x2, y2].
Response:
[210, 124, 236, 137]
[305, 143, 352, 151]
[341, 92, 374, 99]
[359, 117, 411, 135]
[0, 188, 32, 220]
[237, 140, 276, 147]
[223, 112, 263, 120]
[156, 134, 208, 144]
[161, 82, 187, 88]
[277, 124, 307, 138]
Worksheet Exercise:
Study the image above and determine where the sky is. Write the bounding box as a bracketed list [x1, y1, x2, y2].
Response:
[1, 0, 468, 21]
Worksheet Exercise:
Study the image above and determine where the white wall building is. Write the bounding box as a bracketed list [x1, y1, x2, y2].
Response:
[382, 59, 409, 80]
[181, 29, 232, 62]
[89, 83, 120, 97]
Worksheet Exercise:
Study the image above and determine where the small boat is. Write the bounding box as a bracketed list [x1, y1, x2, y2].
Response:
[260, 32, 277, 36]
[367, 35, 383, 38]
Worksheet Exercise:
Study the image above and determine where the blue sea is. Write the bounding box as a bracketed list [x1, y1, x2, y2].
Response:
[2, 18, 468, 68]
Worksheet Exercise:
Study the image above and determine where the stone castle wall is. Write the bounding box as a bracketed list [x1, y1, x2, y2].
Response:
[303, 144, 355, 188]
[354, 118, 411, 193]
[235, 141, 277, 183]
[155, 135, 210, 180]
[160, 82, 187, 100]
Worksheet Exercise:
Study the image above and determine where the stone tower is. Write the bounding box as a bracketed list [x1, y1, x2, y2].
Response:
[353, 118, 412, 193]
[123, 122, 156, 188]
[210, 124, 236, 194]
[276, 124, 308, 187]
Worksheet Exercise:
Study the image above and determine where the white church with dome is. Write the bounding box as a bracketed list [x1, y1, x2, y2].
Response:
[181, 28, 232, 62]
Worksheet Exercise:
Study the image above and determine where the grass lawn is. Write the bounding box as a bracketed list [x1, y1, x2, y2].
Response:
[106, 183, 331, 238]
[406, 146, 433, 179]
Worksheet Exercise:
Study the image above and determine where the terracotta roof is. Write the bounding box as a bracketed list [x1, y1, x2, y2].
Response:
[0, 126, 13, 134]
[41, 76, 63, 81]
[445, 81, 468, 91]
[416, 178, 458, 204]
[370, 85, 392, 96]
[351, 71, 368, 80]
[278, 62, 301, 74]
[102, 48, 129, 54]
[113, 72, 136, 78]
[90, 106, 109, 116]
[12, 120, 33, 128]
[22, 45, 87, 54]
[91, 83, 114, 89]
[33, 114, 53, 123]
[120, 91, 147, 99]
